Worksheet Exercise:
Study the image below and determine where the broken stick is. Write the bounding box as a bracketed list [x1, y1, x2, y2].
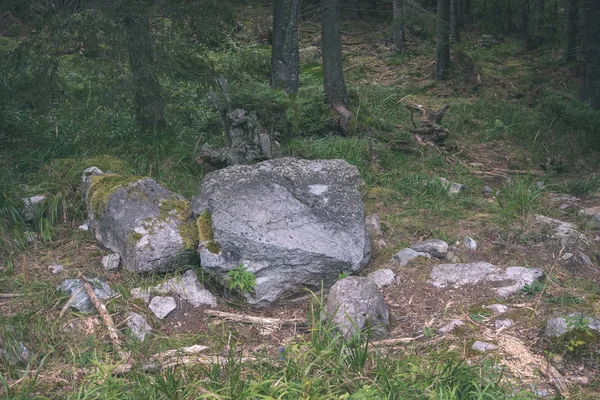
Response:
[204, 310, 306, 327]
[79, 273, 128, 360]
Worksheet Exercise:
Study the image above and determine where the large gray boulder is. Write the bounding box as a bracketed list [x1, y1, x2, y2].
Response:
[191, 158, 371, 306]
[324, 277, 390, 339]
[82, 168, 198, 273]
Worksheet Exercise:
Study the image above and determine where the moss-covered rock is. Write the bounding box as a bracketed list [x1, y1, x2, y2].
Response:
[197, 211, 220, 254]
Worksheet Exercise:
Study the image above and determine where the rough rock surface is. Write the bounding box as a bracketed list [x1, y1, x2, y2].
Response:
[495, 319, 513, 329]
[153, 270, 217, 308]
[101, 253, 120, 271]
[438, 320, 464, 334]
[472, 341, 497, 352]
[191, 158, 370, 306]
[535, 215, 587, 247]
[392, 248, 431, 266]
[324, 277, 389, 339]
[21, 195, 46, 222]
[428, 262, 544, 298]
[126, 312, 152, 341]
[463, 236, 477, 250]
[82, 167, 197, 273]
[149, 296, 177, 319]
[544, 313, 600, 337]
[580, 206, 600, 227]
[130, 287, 151, 303]
[366, 214, 382, 237]
[410, 239, 448, 259]
[486, 304, 509, 314]
[367, 269, 396, 288]
[48, 264, 65, 274]
[0, 342, 31, 366]
[57, 278, 113, 312]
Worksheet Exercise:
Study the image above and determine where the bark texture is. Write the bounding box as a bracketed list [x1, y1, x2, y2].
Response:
[450, 0, 460, 43]
[564, 0, 578, 62]
[124, 14, 166, 130]
[435, 0, 451, 80]
[321, 0, 353, 134]
[580, 0, 600, 109]
[271, 0, 301, 93]
[392, 0, 406, 52]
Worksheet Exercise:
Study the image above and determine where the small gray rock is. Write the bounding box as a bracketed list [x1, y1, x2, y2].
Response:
[130, 287, 151, 303]
[440, 178, 465, 195]
[149, 296, 177, 319]
[48, 264, 65, 274]
[21, 195, 46, 222]
[463, 236, 477, 250]
[78, 222, 89, 231]
[544, 313, 600, 338]
[0, 342, 31, 366]
[366, 214, 382, 237]
[367, 269, 396, 288]
[324, 276, 390, 339]
[486, 304, 509, 314]
[126, 312, 152, 341]
[57, 278, 113, 312]
[438, 320, 464, 334]
[392, 248, 431, 266]
[483, 186, 493, 195]
[535, 215, 587, 247]
[411, 239, 448, 259]
[494, 319, 513, 329]
[579, 206, 600, 228]
[101, 253, 121, 271]
[153, 270, 217, 308]
[472, 341, 497, 352]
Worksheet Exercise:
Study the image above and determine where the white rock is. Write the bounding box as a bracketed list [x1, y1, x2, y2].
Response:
[78, 223, 89, 231]
[392, 248, 431, 266]
[367, 269, 396, 288]
[463, 236, 477, 250]
[472, 341, 497, 352]
[48, 264, 65, 274]
[153, 270, 217, 308]
[494, 319, 513, 329]
[21, 195, 46, 222]
[485, 304, 509, 314]
[101, 253, 120, 271]
[127, 312, 152, 341]
[411, 239, 448, 258]
[130, 287, 151, 304]
[438, 319, 464, 334]
[366, 214, 382, 237]
[148, 296, 177, 319]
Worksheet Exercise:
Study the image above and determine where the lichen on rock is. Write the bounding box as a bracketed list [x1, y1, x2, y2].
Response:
[88, 174, 143, 218]
[197, 211, 220, 254]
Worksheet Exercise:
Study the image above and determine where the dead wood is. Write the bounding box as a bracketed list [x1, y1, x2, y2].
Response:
[0, 293, 20, 298]
[370, 336, 420, 347]
[204, 310, 306, 327]
[405, 102, 450, 144]
[79, 273, 128, 360]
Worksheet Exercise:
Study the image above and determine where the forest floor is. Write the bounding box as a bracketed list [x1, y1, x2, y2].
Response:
[1, 2, 600, 399]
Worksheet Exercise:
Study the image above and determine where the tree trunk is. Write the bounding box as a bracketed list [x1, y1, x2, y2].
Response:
[531, 0, 545, 47]
[564, 0, 578, 62]
[271, 0, 300, 94]
[450, 0, 460, 43]
[434, 0, 450, 80]
[321, 0, 353, 135]
[392, 0, 405, 52]
[463, 0, 471, 25]
[457, 0, 464, 29]
[580, 0, 600, 109]
[124, 14, 166, 131]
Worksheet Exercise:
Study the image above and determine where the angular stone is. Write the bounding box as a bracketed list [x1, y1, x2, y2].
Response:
[324, 277, 389, 339]
[78, 222, 89, 231]
[82, 167, 197, 273]
[535, 215, 587, 247]
[544, 313, 600, 338]
[191, 158, 370, 306]
[438, 319, 464, 334]
[57, 278, 113, 312]
[494, 319, 513, 329]
[472, 341, 497, 352]
[149, 296, 176, 319]
[130, 287, 151, 304]
[411, 239, 448, 259]
[0, 342, 31, 366]
[440, 178, 465, 195]
[392, 248, 431, 266]
[463, 236, 477, 250]
[486, 304, 509, 314]
[428, 262, 544, 298]
[101, 253, 120, 271]
[21, 195, 46, 222]
[153, 270, 217, 308]
[367, 269, 396, 288]
[366, 214, 382, 237]
[126, 312, 152, 341]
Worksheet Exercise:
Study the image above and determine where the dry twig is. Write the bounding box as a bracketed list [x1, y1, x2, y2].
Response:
[204, 310, 306, 327]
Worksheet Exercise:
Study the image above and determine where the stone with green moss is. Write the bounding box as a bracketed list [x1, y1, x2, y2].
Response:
[197, 212, 220, 254]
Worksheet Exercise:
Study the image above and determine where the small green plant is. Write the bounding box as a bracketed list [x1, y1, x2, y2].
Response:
[423, 326, 437, 339]
[226, 264, 256, 295]
[496, 175, 544, 221]
[543, 295, 582, 306]
[519, 280, 545, 297]
[338, 271, 349, 279]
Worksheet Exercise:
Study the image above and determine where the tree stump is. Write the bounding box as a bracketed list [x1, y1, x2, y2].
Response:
[405, 102, 450, 145]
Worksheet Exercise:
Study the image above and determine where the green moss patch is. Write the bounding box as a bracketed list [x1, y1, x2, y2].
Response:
[197, 211, 220, 254]
[159, 197, 192, 222]
[43, 154, 131, 187]
[88, 174, 142, 217]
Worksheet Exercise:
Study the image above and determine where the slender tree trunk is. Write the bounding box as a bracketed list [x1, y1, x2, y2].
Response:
[450, 0, 460, 43]
[463, 0, 471, 25]
[392, 0, 406, 52]
[457, 0, 464, 29]
[531, 0, 545, 47]
[321, 0, 353, 135]
[124, 14, 166, 130]
[434, 0, 450, 80]
[271, 0, 300, 93]
[564, 0, 578, 62]
[580, 0, 600, 109]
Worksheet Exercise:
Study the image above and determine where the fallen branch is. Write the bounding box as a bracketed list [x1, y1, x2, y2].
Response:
[370, 336, 420, 347]
[204, 310, 306, 327]
[79, 273, 128, 360]
[0, 293, 20, 298]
